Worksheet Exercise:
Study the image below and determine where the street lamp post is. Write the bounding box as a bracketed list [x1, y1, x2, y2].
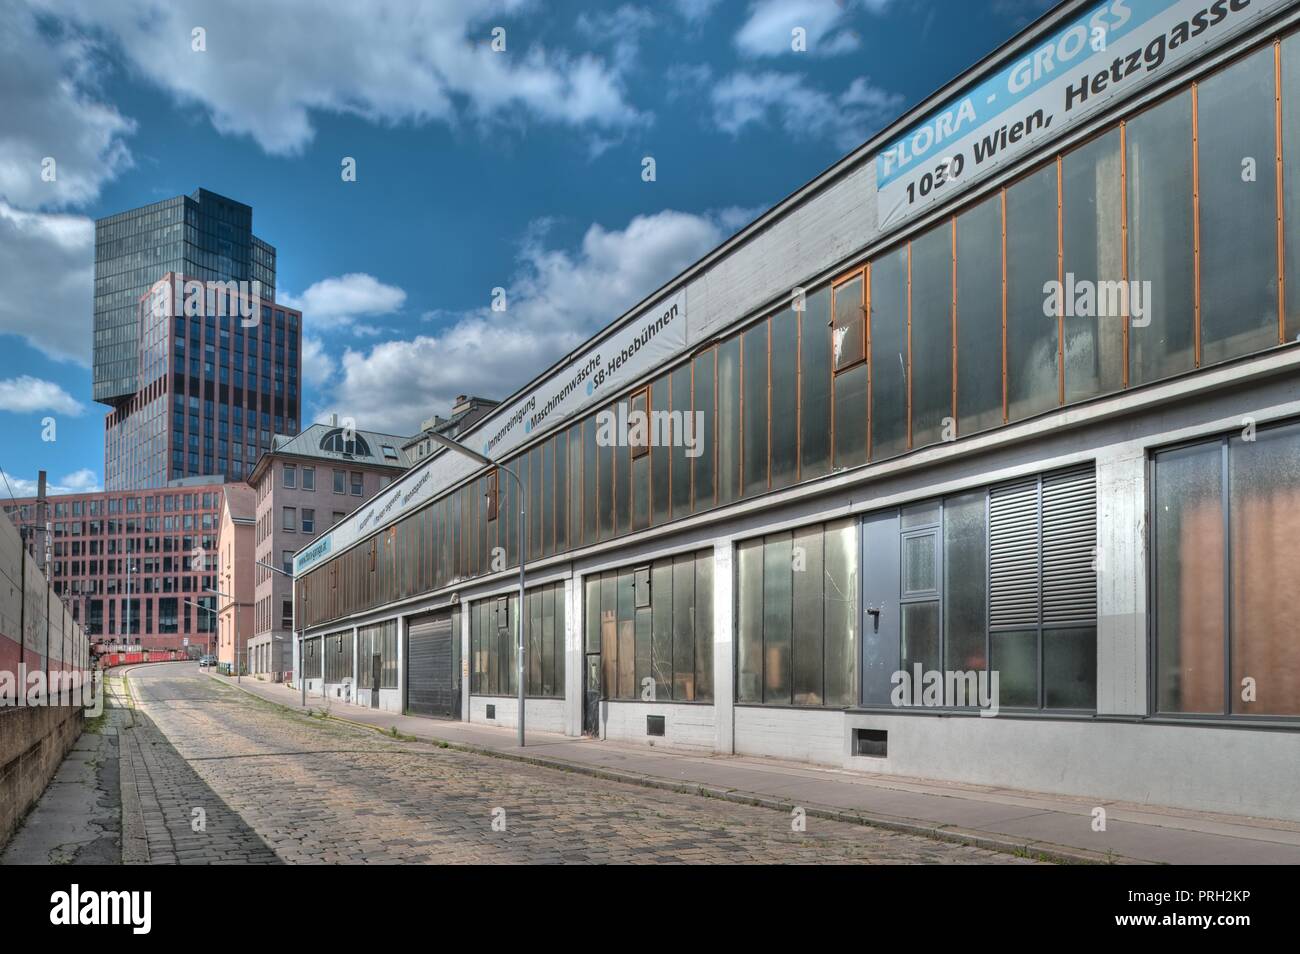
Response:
[424, 431, 527, 748]
[257, 560, 304, 707]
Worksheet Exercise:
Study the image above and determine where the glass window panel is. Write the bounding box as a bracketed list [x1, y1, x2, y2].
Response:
[901, 500, 940, 528]
[1229, 425, 1300, 716]
[569, 424, 583, 548]
[823, 517, 858, 707]
[742, 322, 769, 496]
[694, 551, 714, 702]
[770, 308, 798, 489]
[910, 223, 953, 448]
[635, 604, 652, 698]
[762, 532, 793, 704]
[617, 569, 635, 699]
[718, 338, 742, 505]
[542, 442, 555, 556]
[598, 408, 615, 539]
[617, 404, 633, 534]
[736, 539, 764, 703]
[1127, 91, 1196, 384]
[583, 416, 598, 545]
[650, 375, 670, 526]
[600, 573, 617, 698]
[902, 532, 937, 594]
[1006, 163, 1060, 422]
[991, 629, 1038, 707]
[799, 286, 833, 480]
[1199, 48, 1279, 365]
[1043, 626, 1096, 709]
[670, 364, 692, 519]
[901, 601, 941, 681]
[585, 576, 600, 654]
[1154, 441, 1224, 713]
[1061, 129, 1124, 402]
[956, 193, 1004, 434]
[651, 561, 673, 701]
[553, 435, 566, 552]
[944, 491, 988, 676]
[672, 554, 696, 701]
[529, 587, 543, 695]
[833, 361, 868, 470]
[871, 247, 909, 458]
[1285, 34, 1300, 337]
[692, 351, 716, 511]
[792, 525, 825, 705]
[832, 273, 865, 370]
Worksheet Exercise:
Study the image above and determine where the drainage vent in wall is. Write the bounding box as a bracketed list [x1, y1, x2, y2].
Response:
[486, 704, 496, 720]
[646, 715, 666, 737]
[853, 728, 887, 758]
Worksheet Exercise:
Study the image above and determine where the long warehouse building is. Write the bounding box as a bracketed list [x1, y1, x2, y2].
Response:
[291, 0, 1300, 821]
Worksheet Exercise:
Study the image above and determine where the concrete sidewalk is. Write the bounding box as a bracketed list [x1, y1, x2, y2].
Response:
[206, 671, 1300, 865]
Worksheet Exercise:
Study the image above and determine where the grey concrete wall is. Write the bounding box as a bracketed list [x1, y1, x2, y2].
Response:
[0, 704, 83, 848]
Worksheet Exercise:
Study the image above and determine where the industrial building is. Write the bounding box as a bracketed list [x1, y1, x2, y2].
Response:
[290, 0, 1300, 821]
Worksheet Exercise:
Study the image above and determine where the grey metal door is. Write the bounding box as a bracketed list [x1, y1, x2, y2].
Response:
[370, 654, 381, 708]
[406, 612, 458, 718]
[860, 509, 901, 707]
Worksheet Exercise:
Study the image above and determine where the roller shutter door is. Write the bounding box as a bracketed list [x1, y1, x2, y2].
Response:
[406, 612, 458, 718]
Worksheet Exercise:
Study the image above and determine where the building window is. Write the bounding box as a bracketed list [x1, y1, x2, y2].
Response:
[323, 630, 353, 683]
[302, 466, 315, 491]
[350, 472, 363, 496]
[486, 470, 498, 521]
[629, 387, 649, 460]
[283, 464, 296, 489]
[333, 469, 345, 494]
[470, 581, 566, 698]
[583, 550, 714, 703]
[1154, 423, 1300, 718]
[282, 550, 293, 576]
[282, 507, 296, 531]
[333, 512, 345, 525]
[737, 518, 856, 707]
[357, 621, 398, 689]
[301, 508, 314, 534]
[280, 599, 293, 629]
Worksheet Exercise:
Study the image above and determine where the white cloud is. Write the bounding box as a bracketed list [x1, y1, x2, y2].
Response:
[711, 71, 903, 151]
[3, 468, 101, 497]
[300, 336, 335, 390]
[674, 0, 720, 22]
[0, 376, 85, 415]
[735, 0, 892, 58]
[280, 273, 406, 331]
[0, 202, 94, 364]
[0, 2, 135, 210]
[34, 0, 646, 156]
[316, 209, 728, 435]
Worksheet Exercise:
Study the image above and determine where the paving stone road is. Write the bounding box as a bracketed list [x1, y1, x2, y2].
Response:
[123, 663, 1038, 864]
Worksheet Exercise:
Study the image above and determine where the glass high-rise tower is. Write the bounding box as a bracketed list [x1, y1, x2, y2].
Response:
[94, 190, 300, 490]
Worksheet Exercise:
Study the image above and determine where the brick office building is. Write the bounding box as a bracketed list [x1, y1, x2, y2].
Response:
[4, 478, 225, 654]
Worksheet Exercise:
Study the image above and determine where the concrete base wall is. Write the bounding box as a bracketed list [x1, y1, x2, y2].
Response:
[602, 702, 718, 751]
[0, 704, 83, 848]
[730, 706, 1300, 822]
[469, 696, 565, 734]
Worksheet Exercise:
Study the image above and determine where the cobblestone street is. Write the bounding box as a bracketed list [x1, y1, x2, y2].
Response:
[120, 663, 1037, 864]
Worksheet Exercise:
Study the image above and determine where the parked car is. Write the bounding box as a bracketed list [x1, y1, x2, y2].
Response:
[198, 654, 217, 667]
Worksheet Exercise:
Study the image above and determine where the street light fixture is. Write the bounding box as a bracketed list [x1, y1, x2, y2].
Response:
[424, 430, 528, 748]
[257, 559, 306, 708]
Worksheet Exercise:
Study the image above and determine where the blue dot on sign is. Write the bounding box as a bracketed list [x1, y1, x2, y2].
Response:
[586, 381, 593, 395]
[525, 421, 532, 433]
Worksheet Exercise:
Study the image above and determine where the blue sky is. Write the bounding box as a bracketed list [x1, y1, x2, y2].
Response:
[0, 0, 1058, 496]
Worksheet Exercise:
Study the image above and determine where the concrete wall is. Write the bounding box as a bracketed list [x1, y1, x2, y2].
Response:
[468, 696, 565, 734]
[0, 699, 83, 849]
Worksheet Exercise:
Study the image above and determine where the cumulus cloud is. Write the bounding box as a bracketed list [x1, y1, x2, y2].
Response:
[2, 468, 101, 497]
[280, 273, 407, 332]
[734, 0, 893, 58]
[0, 376, 85, 415]
[315, 209, 728, 435]
[33, 0, 646, 156]
[0, 0, 135, 210]
[0, 202, 95, 364]
[300, 336, 336, 390]
[711, 71, 903, 151]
